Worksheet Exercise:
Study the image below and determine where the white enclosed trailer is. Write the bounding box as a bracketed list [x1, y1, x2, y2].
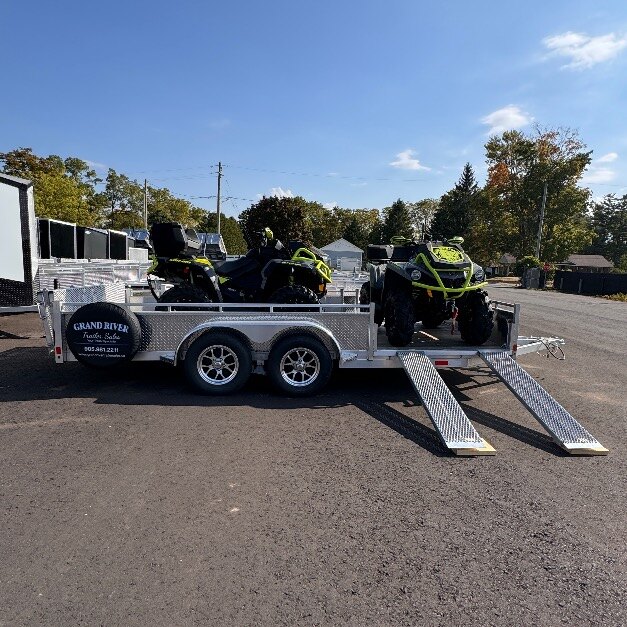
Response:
[38, 285, 607, 457]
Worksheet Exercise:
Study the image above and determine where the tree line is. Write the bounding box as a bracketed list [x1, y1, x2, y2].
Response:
[1, 128, 625, 270]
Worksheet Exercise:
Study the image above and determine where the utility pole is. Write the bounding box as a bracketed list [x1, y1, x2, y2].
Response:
[143, 179, 148, 230]
[216, 162, 222, 235]
[535, 181, 548, 259]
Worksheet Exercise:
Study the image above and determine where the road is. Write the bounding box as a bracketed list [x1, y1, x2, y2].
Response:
[0, 288, 625, 626]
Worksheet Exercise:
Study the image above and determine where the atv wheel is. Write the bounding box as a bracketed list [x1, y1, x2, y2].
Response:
[269, 285, 319, 307]
[384, 290, 416, 347]
[420, 313, 447, 329]
[359, 281, 384, 325]
[458, 291, 494, 346]
[359, 281, 371, 305]
[157, 284, 213, 311]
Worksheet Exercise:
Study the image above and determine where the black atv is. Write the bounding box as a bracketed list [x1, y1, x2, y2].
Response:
[149, 222, 332, 306]
[361, 236, 493, 347]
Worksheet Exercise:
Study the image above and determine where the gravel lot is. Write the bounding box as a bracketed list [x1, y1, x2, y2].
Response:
[1, 287, 625, 626]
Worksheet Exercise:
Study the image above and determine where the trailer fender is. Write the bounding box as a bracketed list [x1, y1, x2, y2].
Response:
[175, 320, 341, 364]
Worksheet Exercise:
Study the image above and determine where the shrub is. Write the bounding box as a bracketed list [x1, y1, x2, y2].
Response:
[514, 255, 541, 277]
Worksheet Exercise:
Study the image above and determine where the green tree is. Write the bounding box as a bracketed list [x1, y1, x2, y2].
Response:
[408, 199, 439, 239]
[239, 195, 314, 245]
[304, 204, 339, 247]
[586, 194, 627, 265]
[201, 213, 247, 254]
[147, 185, 204, 227]
[381, 199, 413, 243]
[0, 147, 106, 225]
[484, 127, 592, 260]
[430, 163, 479, 241]
[104, 169, 145, 229]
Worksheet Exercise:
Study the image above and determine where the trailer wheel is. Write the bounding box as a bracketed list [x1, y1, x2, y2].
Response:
[183, 332, 252, 395]
[66, 302, 142, 368]
[267, 334, 332, 396]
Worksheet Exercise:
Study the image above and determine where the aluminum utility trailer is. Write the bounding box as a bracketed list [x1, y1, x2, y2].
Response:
[39, 284, 608, 457]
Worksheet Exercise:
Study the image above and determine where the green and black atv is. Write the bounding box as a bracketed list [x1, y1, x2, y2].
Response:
[149, 222, 332, 305]
[361, 236, 494, 347]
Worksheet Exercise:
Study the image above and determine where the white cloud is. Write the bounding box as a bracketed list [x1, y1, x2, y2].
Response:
[481, 105, 532, 135]
[582, 168, 616, 184]
[597, 152, 618, 163]
[543, 31, 627, 69]
[582, 152, 620, 184]
[269, 187, 294, 198]
[84, 159, 107, 170]
[389, 149, 431, 171]
[323, 202, 338, 209]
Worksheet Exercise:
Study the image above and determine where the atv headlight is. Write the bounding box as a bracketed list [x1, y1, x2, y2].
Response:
[410, 269, 422, 281]
[473, 265, 485, 282]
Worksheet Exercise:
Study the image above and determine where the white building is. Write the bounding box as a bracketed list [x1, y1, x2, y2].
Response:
[320, 238, 364, 271]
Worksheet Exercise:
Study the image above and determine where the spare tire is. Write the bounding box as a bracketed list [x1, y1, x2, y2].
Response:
[66, 302, 142, 368]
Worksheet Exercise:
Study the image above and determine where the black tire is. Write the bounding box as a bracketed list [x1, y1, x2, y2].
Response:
[359, 281, 384, 325]
[267, 334, 333, 397]
[268, 285, 319, 311]
[183, 332, 252, 395]
[66, 302, 142, 368]
[359, 281, 371, 305]
[420, 313, 447, 329]
[384, 290, 416, 347]
[458, 291, 494, 346]
[157, 284, 213, 311]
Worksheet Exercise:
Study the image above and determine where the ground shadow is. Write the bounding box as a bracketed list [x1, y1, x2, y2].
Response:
[0, 345, 564, 456]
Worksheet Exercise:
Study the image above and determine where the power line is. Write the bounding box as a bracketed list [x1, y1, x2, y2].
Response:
[224, 163, 431, 183]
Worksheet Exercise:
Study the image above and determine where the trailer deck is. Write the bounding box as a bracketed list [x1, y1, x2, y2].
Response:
[37, 284, 608, 456]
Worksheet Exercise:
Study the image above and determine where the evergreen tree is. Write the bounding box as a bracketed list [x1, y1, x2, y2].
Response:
[381, 199, 413, 243]
[585, 194, 627, 264]
[430, 163, 478, 240]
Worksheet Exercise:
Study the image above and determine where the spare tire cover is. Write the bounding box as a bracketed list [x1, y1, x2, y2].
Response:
[66, 302, 142, 367]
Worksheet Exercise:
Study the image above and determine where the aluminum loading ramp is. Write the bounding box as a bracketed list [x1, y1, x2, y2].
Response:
[397, 351, 495, 455]
[479, 351, 608, 455]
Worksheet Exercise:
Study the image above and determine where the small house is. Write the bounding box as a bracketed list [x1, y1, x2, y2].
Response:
[557, 254, 614, 273]
[320, 238, 364, 271]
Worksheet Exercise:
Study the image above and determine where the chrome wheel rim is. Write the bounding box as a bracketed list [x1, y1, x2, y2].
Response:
[280, 347, 320, 387]
[197, 345, 239, 385]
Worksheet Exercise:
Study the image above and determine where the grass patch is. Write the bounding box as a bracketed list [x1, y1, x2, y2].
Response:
[601, 293, 627, 302]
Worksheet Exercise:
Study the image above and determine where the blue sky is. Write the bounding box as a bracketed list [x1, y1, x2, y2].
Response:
[2, 0, 627, 217]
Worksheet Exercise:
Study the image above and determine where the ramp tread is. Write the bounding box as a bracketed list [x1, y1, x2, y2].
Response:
[397, 351, 492, 453]
[479, 351, 605, 452]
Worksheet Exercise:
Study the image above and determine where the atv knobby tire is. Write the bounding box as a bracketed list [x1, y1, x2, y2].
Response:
[384, 290, 416, 347]
[269, 285, 319, 307]
[458, 290, 494, 346]
[157, 284, 213, 311]
[359, 281, 384, 325]
[359, 281, 371, 305]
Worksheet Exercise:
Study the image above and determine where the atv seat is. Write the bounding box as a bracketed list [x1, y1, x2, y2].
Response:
[213, 255, 259, 279]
